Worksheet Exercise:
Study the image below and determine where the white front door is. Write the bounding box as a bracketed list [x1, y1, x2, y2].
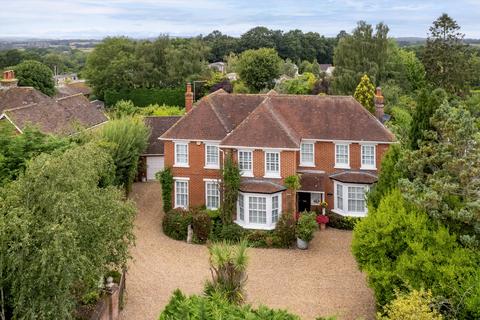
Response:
[146, 156, 164, 180]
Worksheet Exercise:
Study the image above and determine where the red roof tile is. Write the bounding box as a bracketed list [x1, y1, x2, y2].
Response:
[329, 171, 378, 184]
[239, 178, 286, 194]
[144, 116, 181, 155]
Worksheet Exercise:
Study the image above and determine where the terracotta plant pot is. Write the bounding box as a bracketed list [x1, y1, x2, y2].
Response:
[297, 238, 308, 250]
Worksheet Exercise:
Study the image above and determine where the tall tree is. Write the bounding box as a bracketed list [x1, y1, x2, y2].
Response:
[236, 48, 282, 92]
[354, 74, 375, 113]
[422, 14, 470, 96]
[332, 21, 390, 94]
[14, 60, 55, 96]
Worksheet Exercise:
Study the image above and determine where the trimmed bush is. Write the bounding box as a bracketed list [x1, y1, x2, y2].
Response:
[192, 210, 212, 244]
[296, 212, 317, 242]
[162, 208, 192, 240]
[105, 87, 184, 108]
[218, 223, 246, 242]
[273, 212, 296, 248]
[159, 289, 301, 320]
[326, 211, 361, 230]
[245, 230, 269, 247]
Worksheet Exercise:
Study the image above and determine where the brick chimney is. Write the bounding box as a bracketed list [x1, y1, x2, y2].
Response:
[0, 70, 18, 89]
[374, 87, 385, 122]
[185, 82, 194, 113]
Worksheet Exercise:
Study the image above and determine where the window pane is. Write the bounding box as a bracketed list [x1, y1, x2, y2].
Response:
[239, 151, 252, 172]
[311, 193, 321, 205]
[176, 144, 188, 164]
[361, 145, 375, 166]
[206, 145, 219, 166]
[206, 181, 219, 209]
[175, 180, 188, 207]
[272, 195, 279, 223]
[336, 184, 343, 210]
[347, 186, 366, 212]
[238, 194, 244, 221]
[335, 144, 349, 165]
[301, 143, 314, 164]
[248, 196, 266, 224]
[266, 152, 280, 174]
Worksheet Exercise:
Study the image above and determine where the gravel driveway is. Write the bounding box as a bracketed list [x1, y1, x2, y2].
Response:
[120, 182, 375, 320]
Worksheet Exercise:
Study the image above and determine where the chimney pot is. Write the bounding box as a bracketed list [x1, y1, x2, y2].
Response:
[185, 82, 194, 113]
[1, 70, 18, 89]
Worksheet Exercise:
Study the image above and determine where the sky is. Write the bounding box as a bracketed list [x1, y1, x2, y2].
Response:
[0, 0, 478, 39]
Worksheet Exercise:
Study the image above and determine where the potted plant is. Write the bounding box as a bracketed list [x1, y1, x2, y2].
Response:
[296, 212, 318, 249]
[316, 214, 329, 230]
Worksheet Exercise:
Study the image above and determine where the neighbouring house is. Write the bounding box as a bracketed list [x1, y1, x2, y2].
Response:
[160, 86, 394, 230]
[320, 64, 335, 77]
[139, 116, 182, 181]
[0, 70, 108, 135]
[54, 81, 92, 99]
[208, 62, 227, 74]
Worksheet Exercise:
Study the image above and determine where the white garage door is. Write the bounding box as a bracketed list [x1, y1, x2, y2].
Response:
[146, 156, 164, 180]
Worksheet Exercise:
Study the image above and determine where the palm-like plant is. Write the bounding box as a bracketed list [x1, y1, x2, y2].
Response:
[204, 240, 248, 304]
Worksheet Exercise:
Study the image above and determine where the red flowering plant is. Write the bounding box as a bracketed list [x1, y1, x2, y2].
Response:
[316, 214, 329, 225]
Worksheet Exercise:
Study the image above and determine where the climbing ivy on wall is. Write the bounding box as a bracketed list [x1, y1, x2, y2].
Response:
[157, 167, 174, 213]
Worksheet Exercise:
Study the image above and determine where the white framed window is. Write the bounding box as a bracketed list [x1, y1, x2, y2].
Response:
[311, 192, 323, 206]
[238, 194, 245, 221]
[205, 144, 220, 169]
[334, 181, 369, 217]
[238, 150, 253, 177]
[300, 142, 315, 166]
[264, 151, 280, 178]
[236, 191, 283, 230]
[361, 144, 376, 170]
[335, 143, 350, 168]
[336, 184, 344, 210]
[174, 178, 189, 208]
[272, 195, 279, 223]
[248, 196, 267, 224]
[174, 142, 189, 167]
[205, 180, 220, 209]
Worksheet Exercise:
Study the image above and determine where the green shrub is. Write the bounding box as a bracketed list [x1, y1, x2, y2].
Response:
[104, 87, 185, 108]
[218, 223, 246, 242]
[326, 211, 361, 230]
[378, 289, 443, 320]
[81, 290, 100, 305]
[157, 167, 174, 213]
[296, 212, 317, 242]
[274, 212, 296, 248]
[159, 289, 301, 320]
[105, 270, 122, 284]
[245, 230, 269, 247]
[162, 208, 192, 240]
[192, 210, 212, 244]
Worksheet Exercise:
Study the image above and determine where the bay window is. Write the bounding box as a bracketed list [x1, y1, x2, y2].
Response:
[300, 142, 315, 166]
[205, 144, 219, 169]
[174, 142, 189, 167]
[265, 151, 280, 178]
[238, 150, 253, 176]
[335, 143, 350, 168]
[174, 178, 189, 208]
[334, 181, 368, 216]
[236, 192, 283, 229]
[361, 144, 376, 169]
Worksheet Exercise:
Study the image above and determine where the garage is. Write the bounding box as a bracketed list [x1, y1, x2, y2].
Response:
[146, 156, 164, 180]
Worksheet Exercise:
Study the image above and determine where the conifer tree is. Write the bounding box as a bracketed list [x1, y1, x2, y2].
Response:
[354, 74, 375, 113]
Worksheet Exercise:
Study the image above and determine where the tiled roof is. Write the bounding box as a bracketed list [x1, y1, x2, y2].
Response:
[161, 91, 395, 147]
[3, 93, 107, 135]
[144, 116, 181, 155]
[299, 171, 326, 192]
[0, 87, 50, 113]
[54, 82, 92, 98]
[239, 178, 287, 194]
[329, 171, 378, 184]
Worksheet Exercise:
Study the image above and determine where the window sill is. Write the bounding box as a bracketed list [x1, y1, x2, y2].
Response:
[204, 165, 220, 170]
[174, 205, 188, 209]
[264, 173, 281, 179]
[234, 220, 276, 230]
[240, 172, 254, 178]
[360, 166, 376, 171]
[334, 165, 350, 169]
[174, 164, 189, 168]
[299, 163, 316, 167]
[331, 208, 367, 217]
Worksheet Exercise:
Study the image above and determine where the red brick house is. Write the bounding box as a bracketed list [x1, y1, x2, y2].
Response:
[160, 85, 394, 230]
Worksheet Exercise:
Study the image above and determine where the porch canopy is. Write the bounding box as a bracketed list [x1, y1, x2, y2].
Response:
[299, 171, 326, 192]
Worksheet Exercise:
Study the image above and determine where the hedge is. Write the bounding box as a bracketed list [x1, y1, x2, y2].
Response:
[104, 87, 185, 107]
